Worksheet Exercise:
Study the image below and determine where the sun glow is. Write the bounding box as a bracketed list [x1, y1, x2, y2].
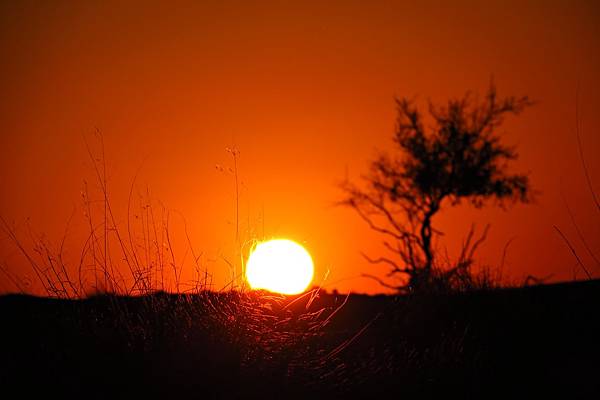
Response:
[245, 239, 314, 295]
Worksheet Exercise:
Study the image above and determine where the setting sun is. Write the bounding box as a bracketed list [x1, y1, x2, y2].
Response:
[245, 239, 314, 295]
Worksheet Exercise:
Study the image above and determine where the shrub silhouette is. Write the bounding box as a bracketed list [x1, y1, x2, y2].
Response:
[340, 83, 534, 293]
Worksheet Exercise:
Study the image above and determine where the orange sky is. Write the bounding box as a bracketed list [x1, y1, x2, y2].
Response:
[1, 0, 599, 294]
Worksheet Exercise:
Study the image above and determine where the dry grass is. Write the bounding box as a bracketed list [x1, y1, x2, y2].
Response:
[0, 133, 357, 395]
[1, 133, 227, 298]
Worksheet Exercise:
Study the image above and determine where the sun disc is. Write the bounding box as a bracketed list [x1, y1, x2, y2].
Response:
[245, 239, 314, 295]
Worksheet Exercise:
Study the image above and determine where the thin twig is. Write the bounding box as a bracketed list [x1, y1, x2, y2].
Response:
[553, 225, 592, 280]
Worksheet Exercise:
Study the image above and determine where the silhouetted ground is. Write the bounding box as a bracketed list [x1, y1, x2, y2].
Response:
[1, 280, 599, 399]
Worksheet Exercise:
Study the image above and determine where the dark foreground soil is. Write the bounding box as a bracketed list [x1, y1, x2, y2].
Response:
[1, 280, 599, 399]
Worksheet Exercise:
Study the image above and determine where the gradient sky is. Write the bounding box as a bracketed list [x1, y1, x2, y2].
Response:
[1, 0, 599, 294]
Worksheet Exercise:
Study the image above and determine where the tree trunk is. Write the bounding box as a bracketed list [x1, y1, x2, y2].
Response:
[418, 203, 438, 288]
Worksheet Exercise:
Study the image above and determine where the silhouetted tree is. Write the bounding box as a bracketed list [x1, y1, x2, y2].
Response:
[340, 83, 534, 293]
